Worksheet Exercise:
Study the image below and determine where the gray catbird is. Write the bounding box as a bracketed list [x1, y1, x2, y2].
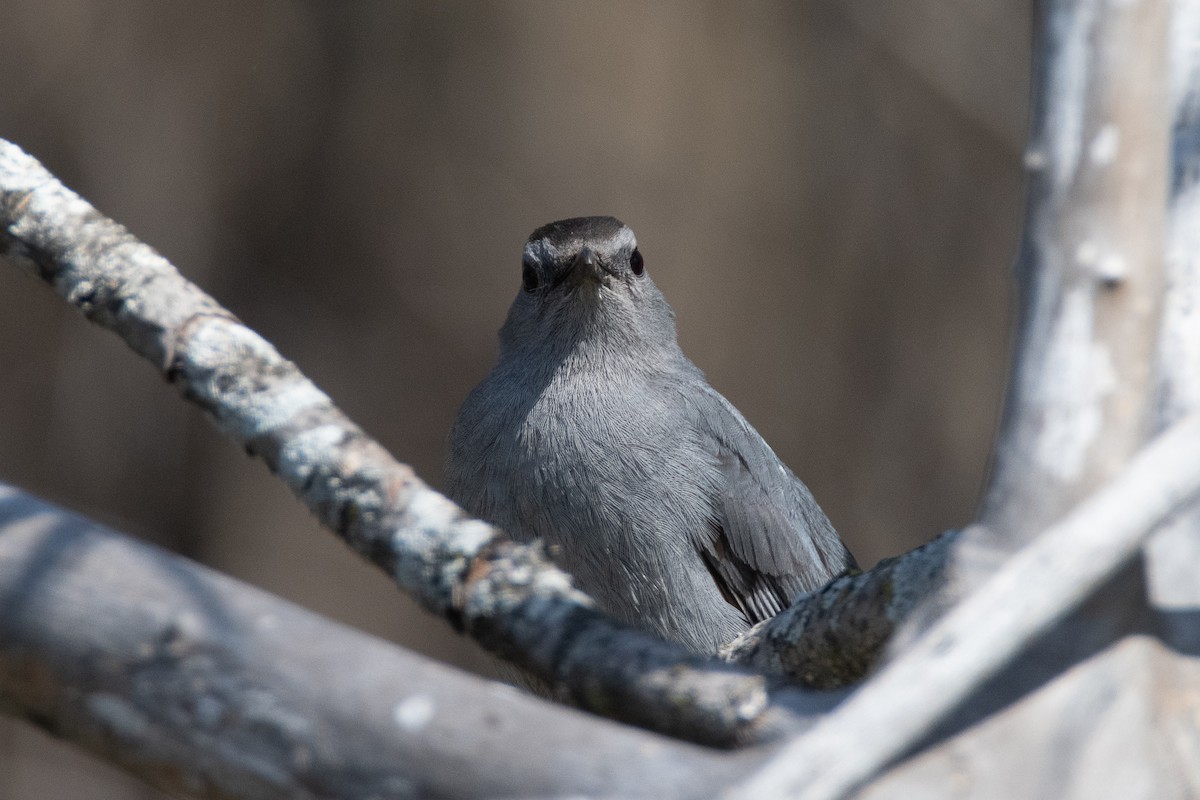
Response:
[447, 216, 855, 653]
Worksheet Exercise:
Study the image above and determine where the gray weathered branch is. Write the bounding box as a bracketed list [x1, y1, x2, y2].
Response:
[1146, 0, 1200, 609]
[0, 482, 737, 799]
[735, 1, 1193, 797]
[979, 0, 1169, 546]
[732, 409, 1200, 800]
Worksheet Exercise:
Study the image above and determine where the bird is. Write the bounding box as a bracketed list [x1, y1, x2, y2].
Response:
[447, 216, 855, 653]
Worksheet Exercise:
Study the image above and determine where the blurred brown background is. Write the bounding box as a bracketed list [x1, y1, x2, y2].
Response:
[0, 2, 1028, 797]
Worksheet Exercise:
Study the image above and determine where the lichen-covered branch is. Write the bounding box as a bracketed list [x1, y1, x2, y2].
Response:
[721, 532, 957, 688]
[0, 139, 786, 747]
[0, 483, 737, 799]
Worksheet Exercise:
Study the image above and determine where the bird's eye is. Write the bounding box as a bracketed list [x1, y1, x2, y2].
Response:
[521, 261, 540, 292]
[630, 248, 645, 276]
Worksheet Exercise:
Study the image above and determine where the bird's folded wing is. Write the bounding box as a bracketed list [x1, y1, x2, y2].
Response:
[685, 384, 855, 624]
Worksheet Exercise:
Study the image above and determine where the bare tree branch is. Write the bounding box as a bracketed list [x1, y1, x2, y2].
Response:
[980, 0, 1169, 546]
[721, 531, 957, 688]
[733, 1, 1188, 797]
[0, 482, 740, 799]
[730, 409, 1200, 800]
[856, 629, 1200, 800]
[0, 138, 797, 747]
[1146, 0, 1200, 610]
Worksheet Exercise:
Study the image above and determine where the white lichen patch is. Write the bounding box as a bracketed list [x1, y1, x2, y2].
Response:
[1075, 240, 1128, 284]
[402, 491, 495, 556]
[163, 611, 206, 655]
[251, 380, 334, 434]
[528, 561, 580, 596]
[278, 423, 347, 484]
[1096, 253, 1127, 285]
[1033, 286, 1117, 480]
[392, 694, 436, 732]
[1089, 124, 1120, 166]
[184, 319, 332, 436]
[0, 139, 59, 192]
[1075, 240, 1100, 268]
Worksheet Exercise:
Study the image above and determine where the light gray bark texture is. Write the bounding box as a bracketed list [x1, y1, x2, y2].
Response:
[979, 0, 1169, 545]
[1146, 0, 1200, 611]
[0, 483, 742, 799]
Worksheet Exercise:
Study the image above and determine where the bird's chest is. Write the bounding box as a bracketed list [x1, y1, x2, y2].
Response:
[476, 370, 706, 537]
[512, 381, 676, 499]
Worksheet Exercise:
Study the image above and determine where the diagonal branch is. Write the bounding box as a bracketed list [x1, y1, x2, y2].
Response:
[730, 409, 1200, 800]
[0, 138, 788, 747]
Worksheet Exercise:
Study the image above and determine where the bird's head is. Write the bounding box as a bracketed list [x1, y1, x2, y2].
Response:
[499, 216, 679, 363]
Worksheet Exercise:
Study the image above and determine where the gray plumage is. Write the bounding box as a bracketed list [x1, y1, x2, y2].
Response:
[447, 216, 855, 653]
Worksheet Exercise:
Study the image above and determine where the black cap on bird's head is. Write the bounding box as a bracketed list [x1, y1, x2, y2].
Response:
[520, 216, 645, 294]
[527, 215, 629, 249]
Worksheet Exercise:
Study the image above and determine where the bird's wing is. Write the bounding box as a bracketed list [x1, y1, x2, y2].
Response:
[685, 383, 856, 625]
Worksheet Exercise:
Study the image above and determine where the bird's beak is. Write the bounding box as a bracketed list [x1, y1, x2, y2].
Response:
[569, 247, 606, 285]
